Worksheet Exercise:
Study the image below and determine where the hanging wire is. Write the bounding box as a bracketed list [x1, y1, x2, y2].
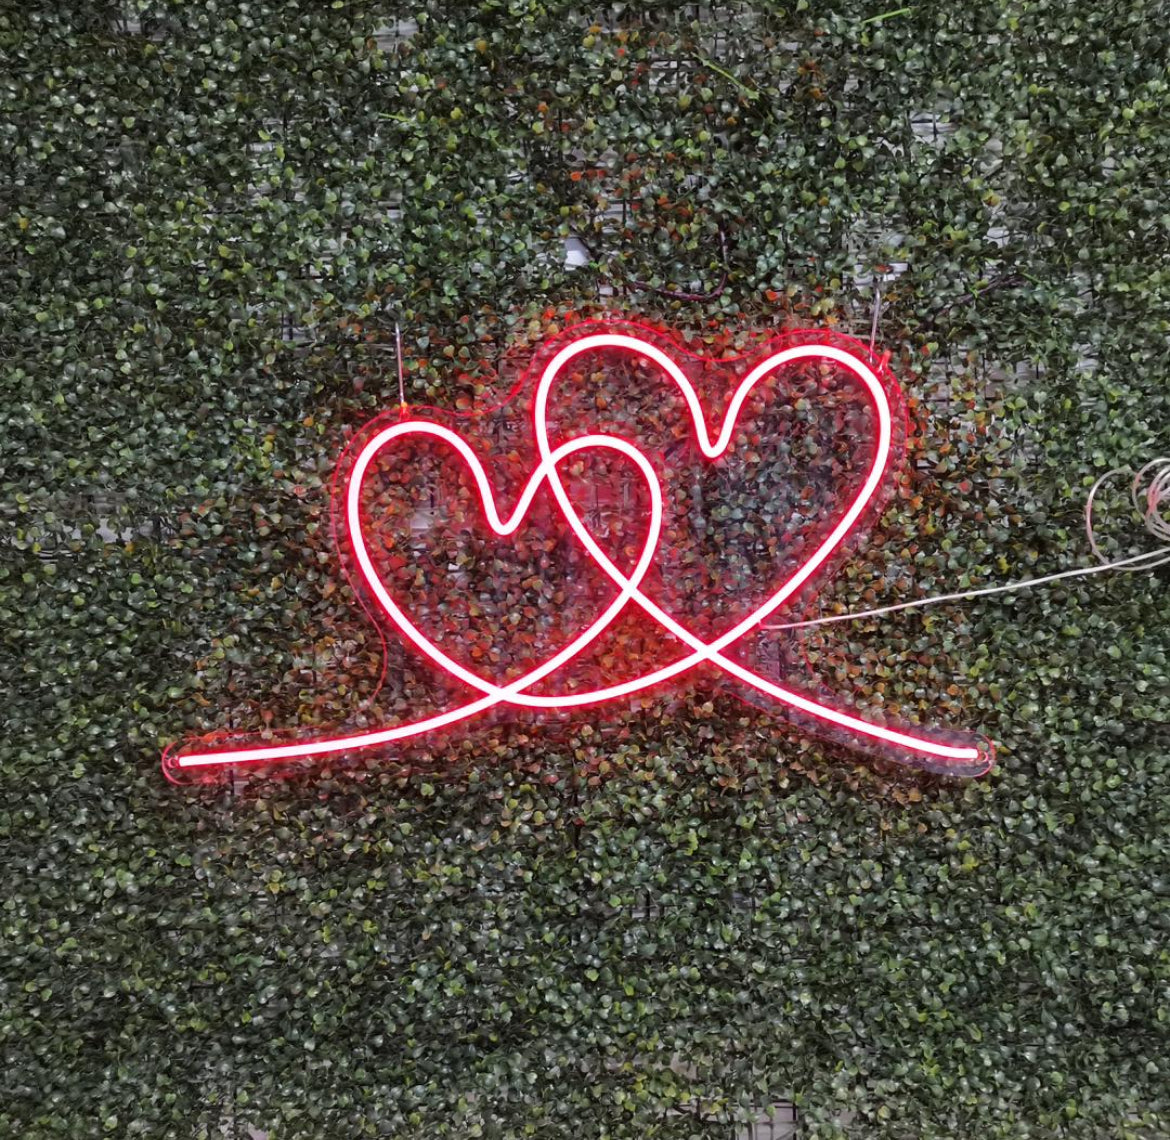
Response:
[869, 281, 882, 353]
[762, 457, 1170, 632]
[395, 320, 406, 415]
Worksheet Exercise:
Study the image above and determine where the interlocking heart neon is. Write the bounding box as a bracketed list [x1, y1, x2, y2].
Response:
[164, 320, 993, 782]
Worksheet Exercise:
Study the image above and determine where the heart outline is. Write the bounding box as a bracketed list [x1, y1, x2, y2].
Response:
[346, 422, 664, 705]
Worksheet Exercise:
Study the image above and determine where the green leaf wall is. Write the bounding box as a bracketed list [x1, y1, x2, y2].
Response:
[2, 2, 1167, 1136]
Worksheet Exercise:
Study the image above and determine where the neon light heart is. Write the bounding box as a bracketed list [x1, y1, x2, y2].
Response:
[165, 320, 994, 780]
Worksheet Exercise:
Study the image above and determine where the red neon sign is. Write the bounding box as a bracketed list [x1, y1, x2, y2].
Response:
[165, 321, 993, 780]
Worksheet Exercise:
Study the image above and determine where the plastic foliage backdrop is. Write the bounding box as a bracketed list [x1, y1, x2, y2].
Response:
[1, 2, 1167, 1137]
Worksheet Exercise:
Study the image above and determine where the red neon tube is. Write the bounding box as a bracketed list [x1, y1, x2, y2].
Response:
[166, 323, 992, 777]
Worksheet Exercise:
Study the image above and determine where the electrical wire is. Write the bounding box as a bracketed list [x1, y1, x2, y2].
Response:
[762, 457, 1170, 632]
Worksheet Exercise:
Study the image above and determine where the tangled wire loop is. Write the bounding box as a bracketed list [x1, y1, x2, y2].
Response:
[1086, 456, 1170, 570]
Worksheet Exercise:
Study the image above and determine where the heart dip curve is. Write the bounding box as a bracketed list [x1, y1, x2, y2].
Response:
[164, 319, 993, 781]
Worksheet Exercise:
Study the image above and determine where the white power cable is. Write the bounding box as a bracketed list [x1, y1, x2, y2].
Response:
[762, 457, 1170, 632]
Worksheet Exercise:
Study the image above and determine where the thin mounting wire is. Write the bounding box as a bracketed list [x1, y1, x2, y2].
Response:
[395, 321, 406, 414]
[869, 281, 883, 353]
[763, 458, 1170, 631]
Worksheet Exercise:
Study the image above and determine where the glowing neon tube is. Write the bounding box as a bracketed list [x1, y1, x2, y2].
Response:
[167, 323, 991, 777]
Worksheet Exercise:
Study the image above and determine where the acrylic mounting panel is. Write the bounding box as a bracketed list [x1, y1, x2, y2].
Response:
[165, 319, 993, 782]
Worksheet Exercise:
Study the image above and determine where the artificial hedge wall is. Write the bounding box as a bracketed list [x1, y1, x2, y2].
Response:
[2, 1, 1168, 1136]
